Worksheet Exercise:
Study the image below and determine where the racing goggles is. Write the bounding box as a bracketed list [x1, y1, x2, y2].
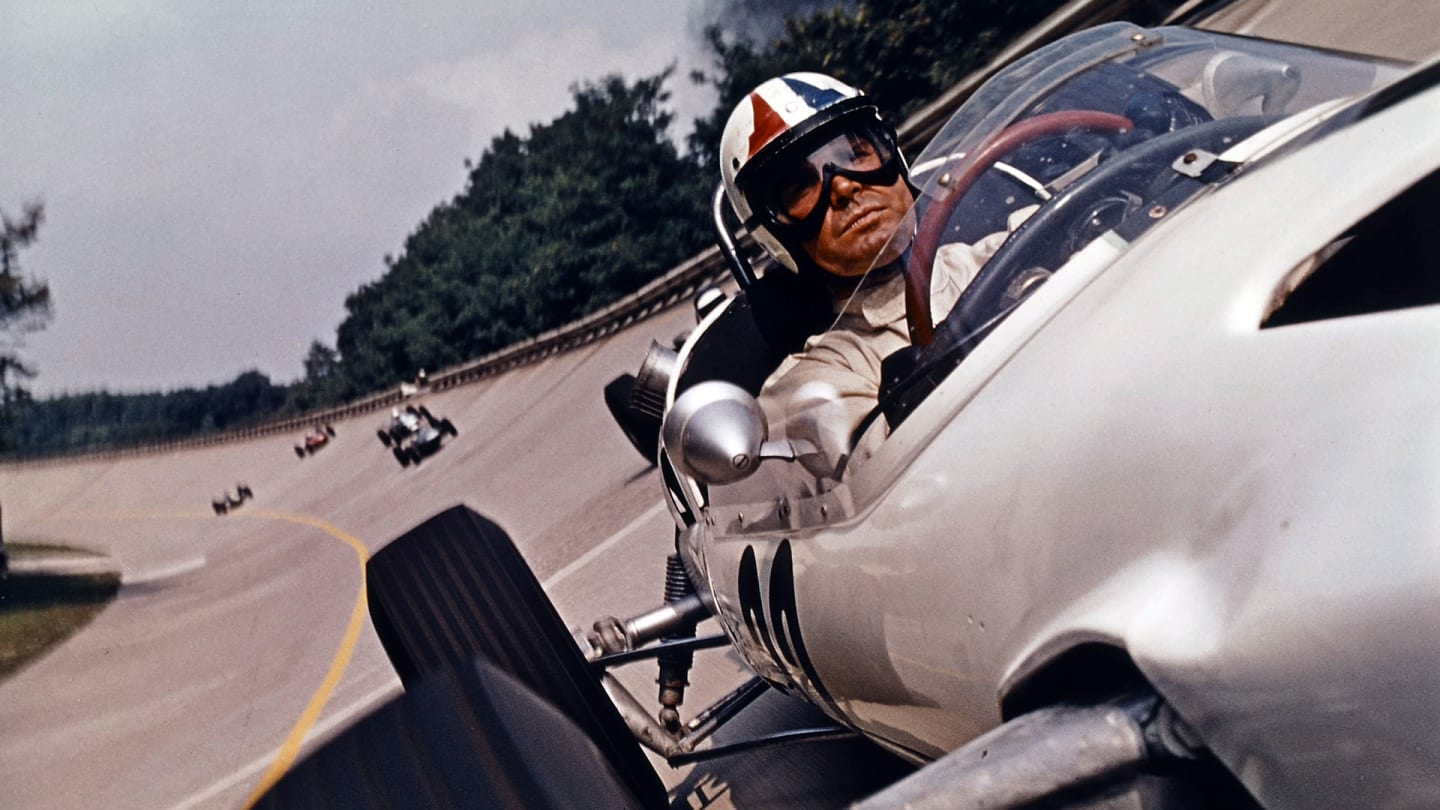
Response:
[744, 123, 902, 239]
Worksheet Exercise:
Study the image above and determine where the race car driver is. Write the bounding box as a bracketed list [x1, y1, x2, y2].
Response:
[720, 72, 1029, 478]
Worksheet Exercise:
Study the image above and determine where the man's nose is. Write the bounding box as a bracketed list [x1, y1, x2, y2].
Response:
[829, 172, 862, 204]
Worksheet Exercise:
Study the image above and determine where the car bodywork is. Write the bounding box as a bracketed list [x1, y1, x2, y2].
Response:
[259, 23, 1440, 809]
[376, 404, 457, 467]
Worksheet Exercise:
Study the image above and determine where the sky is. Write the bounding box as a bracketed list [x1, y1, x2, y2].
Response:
[0, 0, 745, 396]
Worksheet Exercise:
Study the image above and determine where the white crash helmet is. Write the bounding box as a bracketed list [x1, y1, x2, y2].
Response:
[720, 72, 906, 274]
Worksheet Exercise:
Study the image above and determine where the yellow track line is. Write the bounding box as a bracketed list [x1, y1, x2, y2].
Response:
[240, 510, 370, 809]
[33, 505, 374, 804]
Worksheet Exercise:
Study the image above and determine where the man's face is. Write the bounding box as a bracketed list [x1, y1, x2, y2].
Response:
[801, 170, 914, 278]
[778, 133, 913, 278]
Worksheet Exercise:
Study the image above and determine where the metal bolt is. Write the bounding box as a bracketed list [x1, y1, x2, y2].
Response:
[1148, 205, 1167, 219]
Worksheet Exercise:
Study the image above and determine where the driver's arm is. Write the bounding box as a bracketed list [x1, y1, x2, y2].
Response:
[757, 205, 1038, 480]
[758, 332, 886, 480]
[930, 203, 1041, 324]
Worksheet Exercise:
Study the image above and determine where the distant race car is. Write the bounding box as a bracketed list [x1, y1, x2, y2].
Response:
[399, 369, 432, 400]
[294, 424, 336, 458]
[376, 404, 457, 467]
[210, 483, 254, 516]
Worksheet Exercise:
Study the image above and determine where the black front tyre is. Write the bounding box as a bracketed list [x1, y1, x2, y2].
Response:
[441, 419, 458, 437]
[367, 506, 667, 808]
[393, 446, 412, 467]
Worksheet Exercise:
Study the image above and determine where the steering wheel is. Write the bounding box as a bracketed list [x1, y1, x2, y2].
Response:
[938, 114, 1269, 345]
[905, 110, 1135, 347]
[864, 114, 1268, 443]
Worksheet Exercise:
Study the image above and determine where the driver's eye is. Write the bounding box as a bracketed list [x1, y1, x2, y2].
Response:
[844, 138, 880, 169]
[776, 165, 822, 219]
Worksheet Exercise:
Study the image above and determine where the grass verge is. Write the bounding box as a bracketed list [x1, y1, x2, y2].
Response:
[0, 544, 120, 679]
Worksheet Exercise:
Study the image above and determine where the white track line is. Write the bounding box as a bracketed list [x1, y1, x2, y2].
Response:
[122, 556, 207, 586]
[543, 500, 668, 589]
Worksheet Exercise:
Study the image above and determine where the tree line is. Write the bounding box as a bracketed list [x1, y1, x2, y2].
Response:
[2, 0, 1177, 457]
[4, 372, 288, 456]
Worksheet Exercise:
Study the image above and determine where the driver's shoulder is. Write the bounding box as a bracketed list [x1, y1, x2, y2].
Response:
[761, 327, 889, 400]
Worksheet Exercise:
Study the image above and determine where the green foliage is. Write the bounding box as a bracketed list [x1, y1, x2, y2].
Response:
[5, 370, 288, 457]
[331, 71, 712, 398]
[0, 203, 53, 448]
[283, 341, 344, 413]
[686, 0, 1066, 180]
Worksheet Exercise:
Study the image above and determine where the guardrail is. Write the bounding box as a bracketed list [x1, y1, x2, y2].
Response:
[6, 0, 1173, 468]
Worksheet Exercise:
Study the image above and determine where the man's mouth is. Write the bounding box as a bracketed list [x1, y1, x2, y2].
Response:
[840, 205, 887, 234]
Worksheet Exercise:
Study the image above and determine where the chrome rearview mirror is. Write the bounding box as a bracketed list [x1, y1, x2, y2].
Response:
[663, 381, 816, 485]
[663, 382, 767, 485]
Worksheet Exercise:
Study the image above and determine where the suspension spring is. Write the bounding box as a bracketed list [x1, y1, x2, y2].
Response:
[657, 552, 698, 732]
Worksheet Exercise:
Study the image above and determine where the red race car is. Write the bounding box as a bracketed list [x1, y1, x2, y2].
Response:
[293, 424, 336, 458]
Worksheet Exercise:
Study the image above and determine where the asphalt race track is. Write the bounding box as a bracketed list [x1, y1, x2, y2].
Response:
[0, 4, 1436, 808]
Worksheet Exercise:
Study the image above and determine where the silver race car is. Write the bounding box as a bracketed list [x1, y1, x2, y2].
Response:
[376, 404, 458, 468]
[259, 24, 1439, 809]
